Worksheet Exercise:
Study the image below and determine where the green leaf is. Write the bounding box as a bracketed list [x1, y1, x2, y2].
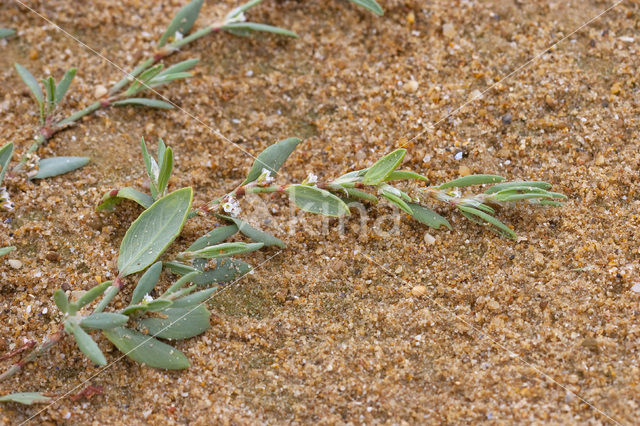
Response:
[493, 192, 566, 203]
[130, 261, 163, 305]
[163, 271, 201, 295]
[189, 258, 252, 285]
[103, 327, 190, 369]
[118, 187, 193, 277]
[124, 64, 164, 96]
[138, 305, 211, 340]
[384, 170, 429, 182]
[31, 156, 90, 179]
[222, 22, 298, 38]
[14, 63, 43, 106]
[349, 0, 383, 16]
[53, 289, 69, 313]
[55, 68, 76, 105]
[457, 205, 517, 240]
[286, 184, 350, 217]
[0, 28, 16, 39]
[74, 281, 112, 308]
[165, 261, 200, 276]
[71, 325, 107, 366]
[158, 0, 204, 47]
[226, 0, 263, 21]
[170, 287, 217, 309]
[484, 181, 552, 194]
[0, 246, 15, 257]
[331, 168, 368, 186]
[0, 392, 51, 405]
[81, 313, 129, 330]
[182, 242, 264, 260]
[140, 137, 159, 197]
[112, 98, 174, 109]
[97, 187, 155, 211]
[217, 215, 285, 248]
[242, 137, 302, 185]
[156, 147, 173, 196]
[380, 188, 413, 214]
[438, 174, 505, 189]
[362, 149, 406, 185]
[407, 203, 452, 230]
[0, 142, 13, 185]
[156, 59, 199, 77]
[187, 225, 239, 252]
[146, 299, 174, 312]
[340, 187, 378, 203]
[43, 76, 55, 107]
[149, 72, 193, 88]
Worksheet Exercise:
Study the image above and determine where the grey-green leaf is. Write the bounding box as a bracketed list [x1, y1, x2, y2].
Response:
[407, 203, 452, 230]
[484, 181, 552, 194]
[0, 246, 15, 257]
[71, 325, 107, 366]
[380, 189, 413, 214]
[74, 281, 112, 308]
[217, 215, 285, 248]
[243, 137, 302, 185]
[170, 287, 217, 309]
[438, 174, 505, 189]
[187, 225, 239, 252]
[362, 149, 406, 185]
[222, 22, 298, 38]
[165, 261, 200, 276]
[0, 392, 51, 405]
[14, 63, 43, 105]
[103, 327, 190, 369]
[0, 28, 16, 39]
[191, 258, 252, 285]
[53, 289, 69, 313]
[349, 0, 383, 16]
[97, 187, 155, 211]
[130, 261, 163, 305]
[458, 205, 516, 240]
[156, 147, 173, 196]
[139, 305, 210, 340]
[112, 98, 174, 109]
[226, 0, 263, 20]
[184, 242, 264, 260]
[286, 184, 350, 217]
[156, 59, 199, 77]
[158, 0, 204, 47]
[117, 187, 193, 277]
[384, 170, 429, 182]
[31, 156, 90, 179]
[0, 142, 14, 185]
[55, 68, 77, 105]
[81, 313, 129, 330]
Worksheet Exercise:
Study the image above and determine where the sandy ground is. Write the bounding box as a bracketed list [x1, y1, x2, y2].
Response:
[0, 0, 639, 423]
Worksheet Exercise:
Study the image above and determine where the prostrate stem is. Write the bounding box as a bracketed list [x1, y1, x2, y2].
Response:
[0, 327, 64, 382]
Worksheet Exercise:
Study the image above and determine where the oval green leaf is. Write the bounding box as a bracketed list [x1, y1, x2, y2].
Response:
[14, 63, 43, 105]
[286, 184, 350, 217]
[384, 170, 428, 182]
[74, 281, 112, 308]
[187, 225, 239, 252]
[407, 203, 452, 230]
[183, 242, 264, 260]
[103, 327, 190, 369]
[0, 246, 15, 258]
[31, 156, 90, 180]
[484, 181, 552, 194]
[170, 287, 217, 309]
[438, 174, 504, 189]
[138, 305, 211, 340]
[97, 187, 154, 211]
[243, 137, 302, 185]
[349, 0, 383, 15]
[130, 261, 163, 305]
[0, 142, 13, 185]
[158, 0, 204, 47]
[458, 205, 516, 240]
[81, 313, 129, 330]
[217, 215, 285, 248]
[222, 22, 298, 38]
[362, 149, 406, 185]
[112, 98, 174, 109]
[118, 187, 193, 277]
[0, 392, 51, 405]
[71, 325, 107, 366]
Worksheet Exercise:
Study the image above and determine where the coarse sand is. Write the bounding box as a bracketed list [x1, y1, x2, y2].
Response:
[0, 0, 639, 423]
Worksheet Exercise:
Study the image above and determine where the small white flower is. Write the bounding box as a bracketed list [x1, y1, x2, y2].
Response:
[306, 173, 318, 184]
[142, 294, 153, 304]
[174, 31, 184, 41]
[260, 168, 275, 183]
[222, 197, 241, 217]
[0, 187, 13, 211]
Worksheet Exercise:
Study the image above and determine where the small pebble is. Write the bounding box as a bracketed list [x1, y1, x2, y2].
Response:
[8, 259, 22, 269]
[595, 154, 605, 166]
[442, 23, 456, 39]
[394, 266, 403, 274]
[423, 233, 436, 245]
[403, 80, 419, 93]
[412, 285, 427, 297]
[29, 48, 38, 60]
[610, 82, 622, 95]
[94, 85, 108, 98]
[454, 151, 463, 160]
[631, 282, 640, 293]
[458, 165, 471, 176]
[501, 113, 513, 124]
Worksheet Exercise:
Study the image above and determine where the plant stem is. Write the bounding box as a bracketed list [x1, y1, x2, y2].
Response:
[92, 276, 123, 314]
[0, 328, 64, 383]
[56, 101, 102, 127]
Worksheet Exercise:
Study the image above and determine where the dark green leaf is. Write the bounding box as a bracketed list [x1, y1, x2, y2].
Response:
[138, 305, 210, 340]
[380, 188, 413, 214]
[14, 63, 43, 106]
[438, 174, 505, 189]
[457, 205, 516, 239]
[130, 261, 163, 305]
[43, 76, 55, 106]
[31, 156, 90, 179]
[81, 313, 129, 330]
[407, 203, 452, 230]
[0, 142, 14, 185]
[55, 68, 76, 105]
[362, 149, 406, 185]
[118, 187, 193, 277]
[222, 22, 298, 38]
[97, 187, 154, 211]
[187, 225, 239, 252]
[385, 170, 429, 182]
[71, 325, 107, 365]
[103, 327, 190, 369]
[0, 392, 51, 405]
[243, 137, 302, 185]
[341, 187, 378, 203]
[217, 215, 285, 248]
[112, 98, 174, 109]
[158, 0, 204, 47]
[349, 0, 383, 16]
